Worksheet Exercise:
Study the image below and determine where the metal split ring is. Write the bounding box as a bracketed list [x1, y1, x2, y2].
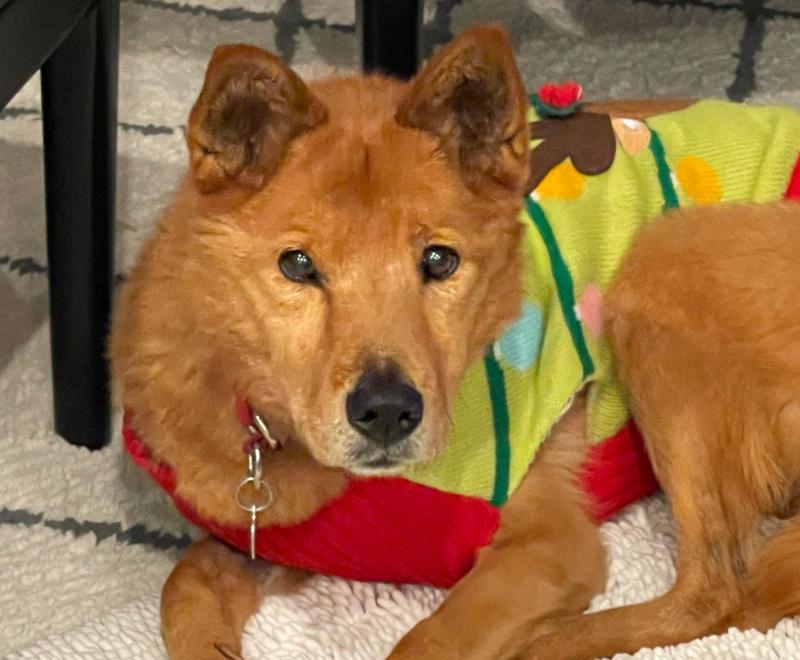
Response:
[235, 476, 274, 512]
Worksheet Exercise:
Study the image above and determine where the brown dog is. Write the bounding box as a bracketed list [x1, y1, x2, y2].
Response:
[110, 24, 800, 660]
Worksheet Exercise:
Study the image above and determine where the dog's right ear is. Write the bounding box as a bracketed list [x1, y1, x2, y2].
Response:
[186, 44, 327, 193]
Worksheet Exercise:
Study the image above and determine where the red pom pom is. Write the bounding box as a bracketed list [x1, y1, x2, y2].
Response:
[538, 81, 583, 109]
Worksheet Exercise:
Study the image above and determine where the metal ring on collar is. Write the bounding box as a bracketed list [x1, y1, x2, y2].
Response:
[235, 476, 273, 512]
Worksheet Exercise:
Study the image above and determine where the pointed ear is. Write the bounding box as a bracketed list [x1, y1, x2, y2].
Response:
[186, 44, 327, 193]
[395, 25, 529, 194]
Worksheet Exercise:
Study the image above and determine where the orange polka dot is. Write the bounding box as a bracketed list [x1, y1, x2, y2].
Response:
[536, 159, 585, 200]
[676, 156, 722, 204]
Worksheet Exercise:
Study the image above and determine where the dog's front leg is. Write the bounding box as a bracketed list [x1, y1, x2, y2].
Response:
[388, 398, 607, 660]
[161, 536, 306, 660]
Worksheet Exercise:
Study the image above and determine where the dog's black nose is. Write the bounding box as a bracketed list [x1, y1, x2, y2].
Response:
[346, 365, 423, 446]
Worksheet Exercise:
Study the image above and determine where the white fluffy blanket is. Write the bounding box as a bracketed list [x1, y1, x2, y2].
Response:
[8, 484, 800, 659]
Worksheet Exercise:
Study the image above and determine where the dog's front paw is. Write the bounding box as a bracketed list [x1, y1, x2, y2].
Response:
[387, 620, 459, 660]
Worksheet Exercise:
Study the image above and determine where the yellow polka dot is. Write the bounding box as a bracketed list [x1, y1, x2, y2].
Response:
[536, 159, 585, 200]
[675, 156, 722, 204]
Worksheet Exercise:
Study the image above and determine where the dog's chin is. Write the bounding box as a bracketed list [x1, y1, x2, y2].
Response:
[347, 460, 406, 477]
[346, 443, 445, 476]
[306, 432, 444, 475]
[345, 442, 425, 476]
[344, 449, 413, 476]
[305, 445, 413, 475]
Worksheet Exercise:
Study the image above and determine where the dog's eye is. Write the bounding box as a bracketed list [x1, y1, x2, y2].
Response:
[420, 245, 459, 282]
[279, 250, 319, 284]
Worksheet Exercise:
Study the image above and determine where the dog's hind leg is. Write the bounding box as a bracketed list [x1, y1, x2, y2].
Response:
[507, 427, 760, 659]
[161, 536, 306, 660]
[506, 329, 774, 657]
[508, 419, 765, 658]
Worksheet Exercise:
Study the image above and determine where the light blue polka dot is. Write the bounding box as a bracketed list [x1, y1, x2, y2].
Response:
[495, 302, 544, 371]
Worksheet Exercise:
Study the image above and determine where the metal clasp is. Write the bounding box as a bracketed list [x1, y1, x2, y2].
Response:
[249, 411, 281, 451]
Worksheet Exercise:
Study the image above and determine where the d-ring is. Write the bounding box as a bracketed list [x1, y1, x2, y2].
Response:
[235, 476, 273, 512]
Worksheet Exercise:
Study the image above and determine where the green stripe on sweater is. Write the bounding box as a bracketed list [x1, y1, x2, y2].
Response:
[484, 350, 511, 506]
[524, 196, 595, 379]
[648, 127, 680, 211]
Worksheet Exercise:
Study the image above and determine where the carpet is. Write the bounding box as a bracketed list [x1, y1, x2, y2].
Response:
[2, 0, 800, 657]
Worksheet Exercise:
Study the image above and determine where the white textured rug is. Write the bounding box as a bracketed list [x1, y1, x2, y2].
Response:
[3, 1, 800, 658]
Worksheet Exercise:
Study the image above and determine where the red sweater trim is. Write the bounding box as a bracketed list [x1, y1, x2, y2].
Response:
[123, 415, 657, 588]
[785, 153, 800, 201]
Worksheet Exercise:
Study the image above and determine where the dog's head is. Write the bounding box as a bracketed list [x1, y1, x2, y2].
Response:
[158, 26, 529, 474]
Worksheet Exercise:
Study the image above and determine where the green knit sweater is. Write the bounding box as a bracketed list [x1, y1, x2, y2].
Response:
[400, 99, 800, 505]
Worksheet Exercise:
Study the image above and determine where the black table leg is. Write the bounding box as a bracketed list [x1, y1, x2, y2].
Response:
[40, 0, 119, 449]
[357, 0, 422, 79]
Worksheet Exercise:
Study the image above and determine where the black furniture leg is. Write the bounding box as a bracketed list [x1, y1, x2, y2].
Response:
[358, 0, 422, 79]
[40, 0, 118, 449]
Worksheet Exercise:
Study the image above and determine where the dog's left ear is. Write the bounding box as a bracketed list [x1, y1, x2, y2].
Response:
[396, 25, 529, 194]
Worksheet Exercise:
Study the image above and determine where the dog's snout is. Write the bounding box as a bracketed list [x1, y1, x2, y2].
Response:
[346, 365, 423, 446]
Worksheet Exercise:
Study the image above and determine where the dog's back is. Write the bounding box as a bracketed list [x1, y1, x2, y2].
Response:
[609, 201, 800, 372]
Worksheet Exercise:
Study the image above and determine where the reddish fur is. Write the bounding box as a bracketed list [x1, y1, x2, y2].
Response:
[111, 24, 800, 660]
